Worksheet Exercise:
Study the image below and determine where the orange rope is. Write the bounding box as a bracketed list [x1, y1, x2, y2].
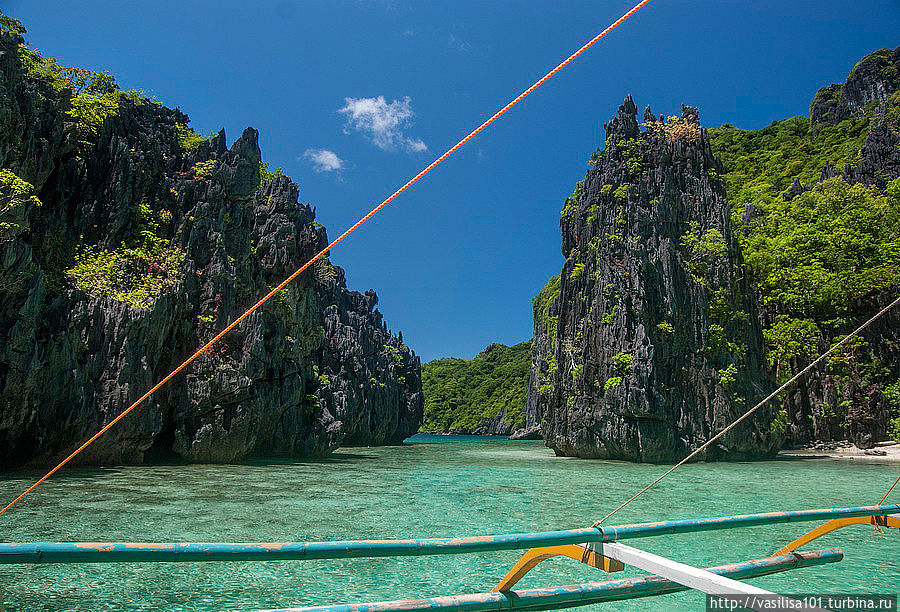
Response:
[0, 0, 654, 517]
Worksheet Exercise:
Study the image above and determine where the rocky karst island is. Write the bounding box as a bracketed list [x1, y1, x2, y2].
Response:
[0, 19, 422, 467]
[425, 47, 900, 463]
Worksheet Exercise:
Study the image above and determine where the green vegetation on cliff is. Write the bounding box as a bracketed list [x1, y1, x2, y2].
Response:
[421, 341, 530, 433]
[66, 242, 186, 309]
[709, 81, 900, 441]
[14, 28, 155, 147]
[66, 198, 186, 308]
[533, 275, 560, 395]
[0, 168, 42, 240]
[744, 177, 900, 318]
[710, 115, 871, 224]
[709, 103, 900, 343]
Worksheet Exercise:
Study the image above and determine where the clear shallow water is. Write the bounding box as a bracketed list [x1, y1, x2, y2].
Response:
[0, 435, 898, 611]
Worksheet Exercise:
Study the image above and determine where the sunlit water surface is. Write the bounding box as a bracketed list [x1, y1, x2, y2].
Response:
[1, 435, 898, 610]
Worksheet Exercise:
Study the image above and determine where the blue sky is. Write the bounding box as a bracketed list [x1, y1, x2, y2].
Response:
[6, 1, 899, 362]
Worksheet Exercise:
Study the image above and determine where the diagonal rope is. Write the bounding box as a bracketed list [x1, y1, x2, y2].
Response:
[0, 0, 655, 517]
[594, 293, 900, 527]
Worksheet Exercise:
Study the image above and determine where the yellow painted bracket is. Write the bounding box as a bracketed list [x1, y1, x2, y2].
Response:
[493, 544, 624, 592]
[775, 514, 900, 556]
[494, 513, 899, 593]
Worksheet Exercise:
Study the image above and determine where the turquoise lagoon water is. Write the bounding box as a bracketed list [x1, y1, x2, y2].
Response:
[1, 435, 898, 610]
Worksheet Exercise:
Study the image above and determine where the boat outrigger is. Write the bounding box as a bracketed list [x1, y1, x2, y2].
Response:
[0, 504, 898, 610]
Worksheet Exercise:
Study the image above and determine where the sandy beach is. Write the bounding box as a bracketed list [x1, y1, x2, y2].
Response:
[779, 442, 900, 463]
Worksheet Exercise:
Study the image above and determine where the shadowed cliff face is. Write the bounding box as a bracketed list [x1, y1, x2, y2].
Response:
[0, 28, 423, 467]
[528, 97, 779, 462]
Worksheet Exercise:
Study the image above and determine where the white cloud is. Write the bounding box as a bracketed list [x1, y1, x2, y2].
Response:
[303, 148, 344, 172]
[338, 95, 427, 153]
[406, 138, 427, 152]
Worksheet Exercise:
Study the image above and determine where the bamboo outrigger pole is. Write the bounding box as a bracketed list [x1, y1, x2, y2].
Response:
[0, 504, 895, 565]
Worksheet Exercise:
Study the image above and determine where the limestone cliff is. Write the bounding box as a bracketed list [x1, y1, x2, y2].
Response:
[528, 97, 779, 462]
[0, 22, 423, 467]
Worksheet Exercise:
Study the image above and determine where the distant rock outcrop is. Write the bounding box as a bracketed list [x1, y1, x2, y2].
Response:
[527, 97, 778, 462]
[810, 47, 900, 130]
[0, 24, 423, 467]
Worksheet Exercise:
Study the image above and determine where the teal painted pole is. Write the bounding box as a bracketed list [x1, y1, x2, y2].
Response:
[601, 504, 900, 541]
[264, 548, 843, 612]
[0, 505, 894, 564]
[0, 528, 604, 564]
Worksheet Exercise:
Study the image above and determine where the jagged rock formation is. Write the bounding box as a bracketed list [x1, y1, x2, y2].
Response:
[525, 47, 900, 459]
[0, 24, 423, 467]
[527, 97, 778, 462]
[838, 50, 900, 191]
